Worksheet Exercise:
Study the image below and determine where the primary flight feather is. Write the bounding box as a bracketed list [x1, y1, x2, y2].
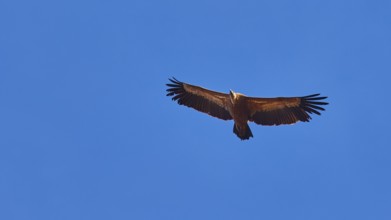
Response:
[166, 77, 328, 140]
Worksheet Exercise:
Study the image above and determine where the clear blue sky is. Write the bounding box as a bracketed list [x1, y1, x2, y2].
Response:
[1, 0, 391, 219]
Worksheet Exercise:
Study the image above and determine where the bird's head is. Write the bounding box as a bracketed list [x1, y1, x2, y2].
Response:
[229, 90, 237, 101]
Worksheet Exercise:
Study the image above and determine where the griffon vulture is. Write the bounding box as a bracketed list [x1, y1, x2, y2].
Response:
[166, 77, 328, 140]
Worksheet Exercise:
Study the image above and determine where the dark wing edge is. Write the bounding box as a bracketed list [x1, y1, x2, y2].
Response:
[249, 94, 328, 126]
[166, 77, 233, 120]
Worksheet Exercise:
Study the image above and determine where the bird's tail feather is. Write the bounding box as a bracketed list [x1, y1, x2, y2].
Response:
[233, 123, 253, 140]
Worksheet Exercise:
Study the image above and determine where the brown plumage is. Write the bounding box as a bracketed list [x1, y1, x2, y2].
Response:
[166, 77, 328, 140]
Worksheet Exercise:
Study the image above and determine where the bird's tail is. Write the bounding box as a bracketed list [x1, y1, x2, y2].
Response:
[233, 123, 253, 140]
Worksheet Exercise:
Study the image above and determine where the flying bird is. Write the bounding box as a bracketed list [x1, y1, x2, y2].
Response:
[166, 77, 328, 140]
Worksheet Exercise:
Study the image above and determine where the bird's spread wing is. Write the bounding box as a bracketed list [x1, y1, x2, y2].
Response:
[247, 94, 328, 126]
[166, 78, 232, 120]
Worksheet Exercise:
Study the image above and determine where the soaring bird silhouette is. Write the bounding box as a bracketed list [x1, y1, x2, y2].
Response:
[166, 77, 328, 140]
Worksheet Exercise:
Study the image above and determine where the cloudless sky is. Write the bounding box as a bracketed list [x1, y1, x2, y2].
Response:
[1, 0, 391, 219]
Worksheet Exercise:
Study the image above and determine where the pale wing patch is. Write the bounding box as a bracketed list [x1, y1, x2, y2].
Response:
[183, 83, 229, 110]
[249, 97, 301, 112]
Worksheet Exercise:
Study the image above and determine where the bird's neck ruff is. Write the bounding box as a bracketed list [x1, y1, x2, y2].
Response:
[229, 90, 242, 104]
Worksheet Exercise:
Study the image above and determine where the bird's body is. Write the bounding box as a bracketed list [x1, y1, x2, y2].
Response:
[166, 78, 328, 140]
[227, 91, 254, 139]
